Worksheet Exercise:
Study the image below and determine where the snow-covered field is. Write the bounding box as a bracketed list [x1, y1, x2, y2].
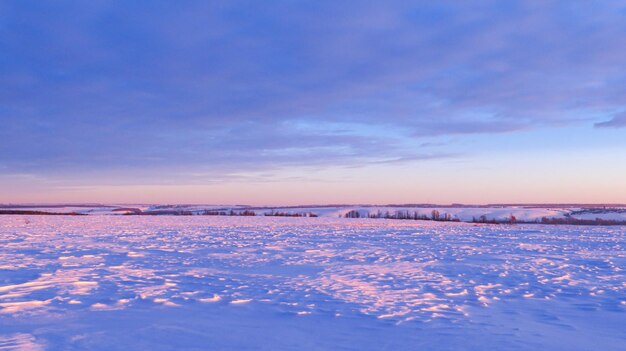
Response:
[0, 216, 624, 350]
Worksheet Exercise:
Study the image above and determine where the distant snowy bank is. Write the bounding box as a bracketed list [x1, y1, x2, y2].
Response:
[2, 204, 626, 225]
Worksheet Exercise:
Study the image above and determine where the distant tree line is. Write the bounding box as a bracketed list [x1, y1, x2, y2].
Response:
[472, 214, 626, 226]
[128, 209, 258, 216]
[200, 210, 228, 216]
[344, 209, 460, 222]
[569, 208, 626, 215]
[154, 209, 325, 217]
[197, 210, 257, 216]
[199, 210, 256, 216]
[134, 210, 194, 215]
[533, 217, 626, 226]
[471, 214, 517, 224]
[0, 210, 85, 216]
[264, 211, 318, 217]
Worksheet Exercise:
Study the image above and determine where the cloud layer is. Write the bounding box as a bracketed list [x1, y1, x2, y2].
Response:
[1, 1, 625, 183]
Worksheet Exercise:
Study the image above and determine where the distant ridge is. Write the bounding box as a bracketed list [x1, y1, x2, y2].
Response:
[2, 203, 625, 209]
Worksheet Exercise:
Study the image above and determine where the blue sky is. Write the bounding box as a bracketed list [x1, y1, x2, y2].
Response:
[1, 1, 625, 204]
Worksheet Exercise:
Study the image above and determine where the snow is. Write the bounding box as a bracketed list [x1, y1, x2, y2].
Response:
[282, 205, 572, 221]
[0, 215, 624, 350]
[3, 204, 626, 223]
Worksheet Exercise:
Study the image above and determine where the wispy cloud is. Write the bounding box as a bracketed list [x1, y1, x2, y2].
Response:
[595, 112, 626, 129]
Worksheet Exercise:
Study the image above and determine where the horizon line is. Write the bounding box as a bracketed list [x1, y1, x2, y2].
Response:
[2, 202, 626, 208]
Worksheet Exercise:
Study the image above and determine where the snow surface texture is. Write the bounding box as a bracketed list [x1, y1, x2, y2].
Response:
[0, 216, 624, 350]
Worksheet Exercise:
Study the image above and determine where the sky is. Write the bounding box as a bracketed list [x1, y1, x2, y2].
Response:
[1, 1, 625, 205]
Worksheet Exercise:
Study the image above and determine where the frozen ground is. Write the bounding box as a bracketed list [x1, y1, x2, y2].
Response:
[0, 216, 624, 350]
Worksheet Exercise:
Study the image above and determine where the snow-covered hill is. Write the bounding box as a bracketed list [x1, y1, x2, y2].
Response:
[2, 204, 626, 223]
